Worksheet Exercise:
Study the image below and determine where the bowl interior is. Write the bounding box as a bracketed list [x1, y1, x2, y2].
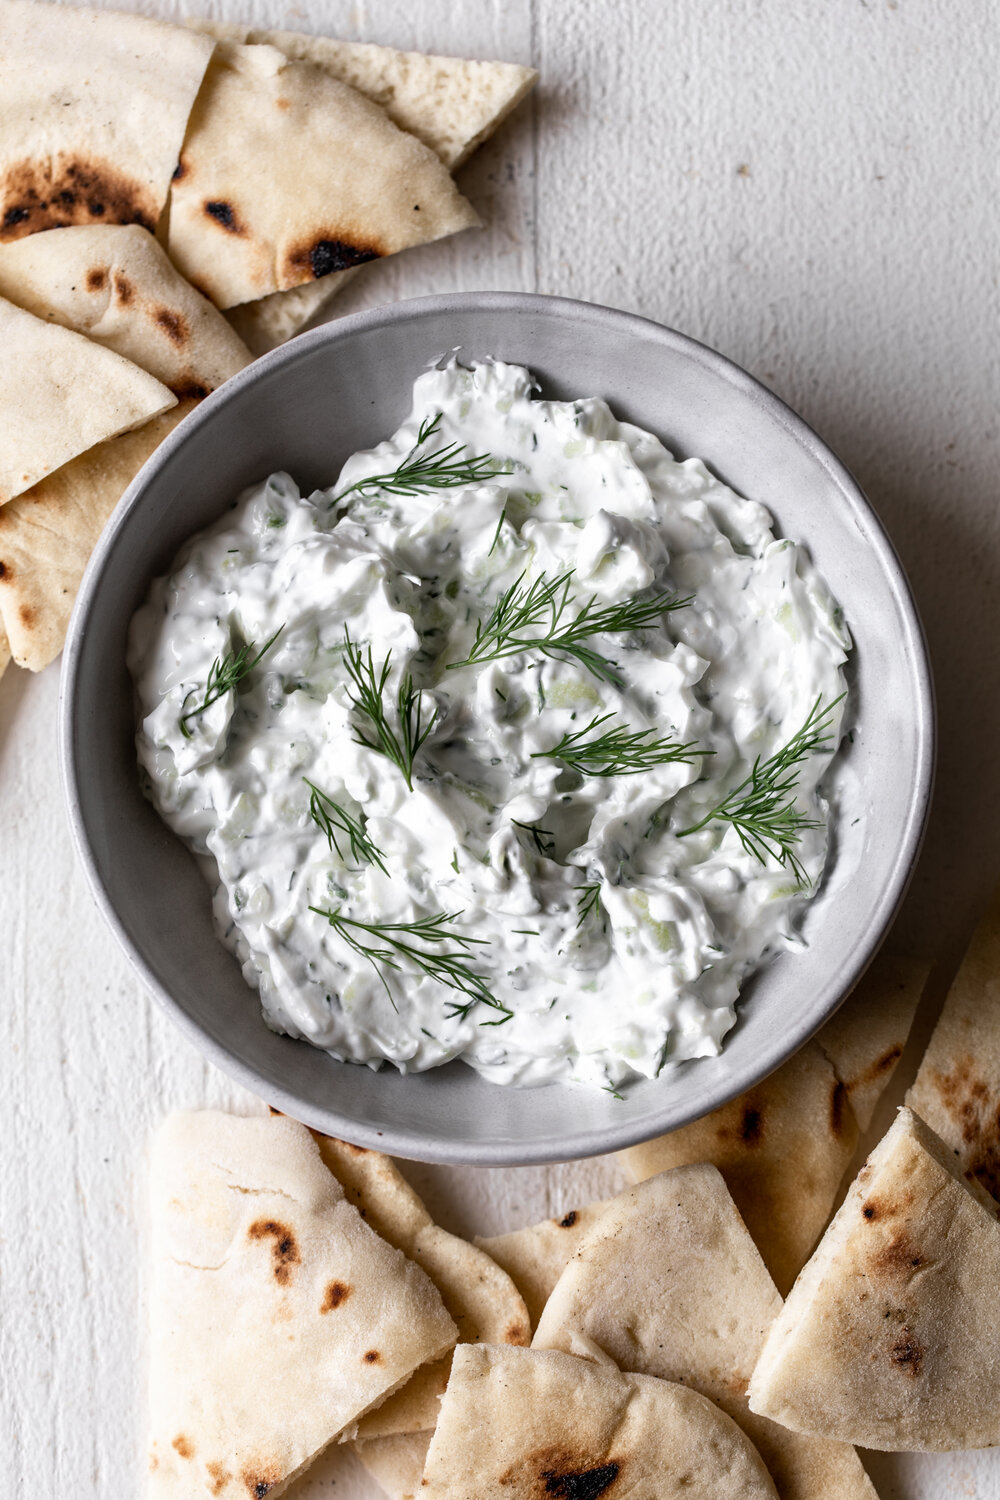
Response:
[62, 293, 933, 1164]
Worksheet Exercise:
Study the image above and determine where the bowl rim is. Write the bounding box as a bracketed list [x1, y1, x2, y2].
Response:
[60, 290, 936, 1164]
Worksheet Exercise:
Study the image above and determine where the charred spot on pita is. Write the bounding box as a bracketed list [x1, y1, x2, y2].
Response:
[241, 1465, 280, 1497]
[154, 307, 189, 346]
[363, 1348, 381, 1364]
[171, 379, 210, 401]
[541, 1462, 621, 1498]
[505, 1320, 528, 1344]
[559, 1211, 578, 1228]
[171, 1434, 195, 1459]
[0, 157, 155, 240]
[320, 1279, 351, 1312]
[18, 603, 34, 628]
[285, 236, 381, 282]
[740, 1104, 763, 1145]
[205, 1461, 230, 1495]
[0, 562, 8, 581]
[85, 267, 108, 292]
[247, 1218, 301, 1284]
[114, 273, 134, 304]
[830, 1079, 847, 1136]
[205, 200, 243, 234]
[889, 1327, 924, 1376]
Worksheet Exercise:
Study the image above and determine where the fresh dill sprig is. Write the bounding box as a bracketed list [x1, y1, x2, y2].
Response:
[532, 711, 706, 778]
[304, 778, 389, 876]
[576, 882, 603, 927]
[512, 819, 556, 858]
[342, 629, 437, 792]
[447, 570, 689, 685]
[677, 694, 845, 884]
[179, 625, 284, 738]
[308, 905, 511, 1023]
[335, 412, 506, 503]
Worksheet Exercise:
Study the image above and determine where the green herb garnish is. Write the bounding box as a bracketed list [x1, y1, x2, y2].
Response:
[532, 711, 705, 778]
[304, 779, 389, 875]
[335, 412, 506, 503]
[308, 905, 510, 1023]
[342, 629, 437, 792]
[179, 625, 284, 738]
[575, 882, 603, 927]
[512, 819, 556, 858]
[677, 694, 844, 883]
[447, 571, 689, 685]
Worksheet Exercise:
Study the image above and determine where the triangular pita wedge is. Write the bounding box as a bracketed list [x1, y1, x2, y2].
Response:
[907, 891, 1000, 1201]
[749, 1107, 1000, 1451]
[168, 42, 479, 310]
[311, 1134, 529, 1441]
[0, 296, 175, 505]
[421, 1343, 778, 1499]
[186, 25, 534, 353]
[532, 1168, 877, 1500]
[0, 0, 213, 241]
[475, 1198, 612, 1328]
[353, 1431, 433, 1500]
[0, 403, 192, 671]
[189, 21, 535, 355]
[190, 20, 536, 171]
[0, 225, 251, 397]
[148, 1112, 457, 1500]
[620, 954, 927, 1293]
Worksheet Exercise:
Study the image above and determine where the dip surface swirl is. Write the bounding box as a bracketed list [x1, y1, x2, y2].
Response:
[129, 360, 851, 1091]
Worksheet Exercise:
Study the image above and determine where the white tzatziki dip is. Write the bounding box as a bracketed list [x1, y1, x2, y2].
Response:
[129, 360, 850, 1092]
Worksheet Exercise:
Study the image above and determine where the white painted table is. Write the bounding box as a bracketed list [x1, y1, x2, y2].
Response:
[2, 2, 998, 1495]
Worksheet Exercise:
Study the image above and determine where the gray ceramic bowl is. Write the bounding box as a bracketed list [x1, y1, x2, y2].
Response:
[61, 292, 933, 1165]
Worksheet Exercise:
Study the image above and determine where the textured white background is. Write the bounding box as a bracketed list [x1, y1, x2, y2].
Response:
[2, 1, 999, 1496]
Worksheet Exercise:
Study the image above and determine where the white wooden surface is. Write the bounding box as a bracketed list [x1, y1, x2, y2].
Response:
[2, 2, 999, 1496]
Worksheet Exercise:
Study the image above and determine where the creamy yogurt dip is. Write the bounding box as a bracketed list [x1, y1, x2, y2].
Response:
[129, 360, 850, 1091]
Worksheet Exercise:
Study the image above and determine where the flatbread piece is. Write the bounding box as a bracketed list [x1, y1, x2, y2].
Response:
[532, 1168, 877, 1500]
[0, 224, 251, 396]
[907, 889, 1000, 1201]
[148, 1112, 457, 1500]
[421, 1343, 779, 1500]
[168, 42, 479, 309]
[620, 954, 927, 1292]
[0, 0, 213, 240]
[0, 296, 175, 505]
[749, 1107, 1000, 1451]
[0, 403, 191, 671]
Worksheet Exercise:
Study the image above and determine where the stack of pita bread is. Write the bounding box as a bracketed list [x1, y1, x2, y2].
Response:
[0, 0, 536, 680]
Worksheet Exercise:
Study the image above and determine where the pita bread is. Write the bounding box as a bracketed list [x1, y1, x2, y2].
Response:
[0, 0, 213, 242]
[0, 403, 192, 671]
[907, 891, 1000, 1202]
[225, 268, 360, 358]
[475, 1199, 612, 1328]
[0, 621, 10, 679]
[148, 1112, 457, 1500]
[0, 225, 251, 396]
[353, 1431, 433, 1500]
[620, 954, 927, 1293]
[421, 1343, 778, 1500]
[188, 22, 535, 355]
[0, 296, 175, 505]
[532, 1168, 877, 1500]
[749, 1107, 1000, 1451]
[168, 42, 480, 310]
[312, 1134, 529, 1441]
[191, 21, 537, 171]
